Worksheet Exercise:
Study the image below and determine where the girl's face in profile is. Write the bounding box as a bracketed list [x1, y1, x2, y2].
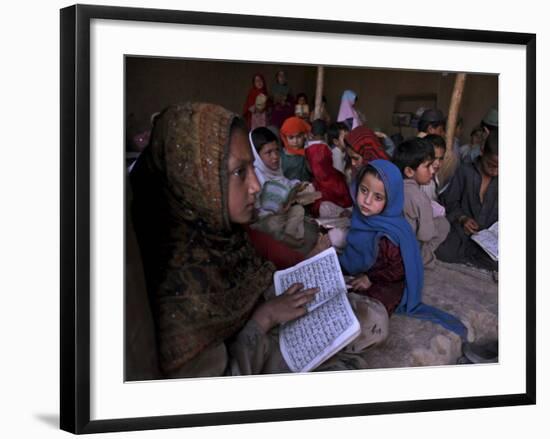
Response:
[254, 75, 264, 90]
[259, 141, 280, 171]
[346, 147, 363, 170]
[286, 132, 306, 149]
[227, 129, 261, 224]
[356, 172, 387, 217]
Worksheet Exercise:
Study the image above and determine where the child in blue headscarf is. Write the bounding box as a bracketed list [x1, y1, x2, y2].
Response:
[339, 159, 467, 339]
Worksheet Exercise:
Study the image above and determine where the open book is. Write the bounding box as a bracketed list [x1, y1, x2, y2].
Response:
[259, 181, 321, 213]
[273, 247, 360, 373]
[471, 222, 498, 261]
[259, 181, 301, 213]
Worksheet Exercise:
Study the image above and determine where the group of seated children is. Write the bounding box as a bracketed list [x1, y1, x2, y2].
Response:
[247, 105, 499, 280]
[244, 103, 498, 354]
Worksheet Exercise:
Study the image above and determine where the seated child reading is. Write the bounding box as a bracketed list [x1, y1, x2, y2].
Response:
[249, 127, 310, 248]
[436, 130, 499, 272]
[393, 137, 450, 269]
[338, 160, 467, 339]
[279, 116, 313, 182]
[305, 119, 353, 217]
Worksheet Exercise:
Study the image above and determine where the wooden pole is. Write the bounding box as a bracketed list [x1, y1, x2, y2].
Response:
[438, 73, 467, 189]
[313, 66, 325, 120]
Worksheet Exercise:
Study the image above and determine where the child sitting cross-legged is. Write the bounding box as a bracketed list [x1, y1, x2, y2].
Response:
[338, 160, 467, 341]
[436, 130, 499, 272]
[393, 137, 450, 269]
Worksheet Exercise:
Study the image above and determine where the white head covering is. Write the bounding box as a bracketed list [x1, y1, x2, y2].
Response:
[337, 90, 362, 130]
[249, 130, 301, 217]
[249, 130, 299, 188]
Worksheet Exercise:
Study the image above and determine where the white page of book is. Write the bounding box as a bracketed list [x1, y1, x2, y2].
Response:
[273, 247, 347, 312]
[279, 292, 360, 373]
[471, 221, 499, 260]
[273, 247, 360, 372]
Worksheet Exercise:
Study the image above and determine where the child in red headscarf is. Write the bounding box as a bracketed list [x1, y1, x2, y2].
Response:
[344, 126, 390, 184]
[243, 73, 270, 129]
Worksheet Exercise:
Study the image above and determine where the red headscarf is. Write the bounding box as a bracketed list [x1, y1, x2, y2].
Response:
[345, 126, 389, 163]
[279, 116, 311, 156]
[243, 73, 268, 129]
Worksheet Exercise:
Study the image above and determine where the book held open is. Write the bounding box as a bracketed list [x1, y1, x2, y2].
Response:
[273, 247, 360, 372]
[471, 221, 498, 261]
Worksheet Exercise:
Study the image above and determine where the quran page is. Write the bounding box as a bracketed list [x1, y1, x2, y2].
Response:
[471, 221, 498, 261]
[274, 247, 347, 312]
[279, 292, 360, 372]
[273, 247, 360, 372]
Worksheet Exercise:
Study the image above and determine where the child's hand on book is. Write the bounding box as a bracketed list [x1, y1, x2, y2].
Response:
[349, 274, 372, 291]
[460, 216, 480, 236]
[252, 283, 319, 333]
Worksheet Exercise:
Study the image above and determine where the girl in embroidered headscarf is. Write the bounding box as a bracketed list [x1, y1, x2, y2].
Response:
[243, 73, 270, 130]
[249, 127, 309, 249]
[270, 70, 295, 128]
[130, 102, 321, 378]
[339, 159, 468, 339]
[279, 116, 313, 182]
[337, 90, 362, 130]
[344, 126, 390, 184]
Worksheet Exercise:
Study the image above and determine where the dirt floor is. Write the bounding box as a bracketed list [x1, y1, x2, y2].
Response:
[358, 261, 498, 368]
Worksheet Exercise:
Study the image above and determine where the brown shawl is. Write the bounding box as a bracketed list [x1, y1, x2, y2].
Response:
[130, 102, 275, 374]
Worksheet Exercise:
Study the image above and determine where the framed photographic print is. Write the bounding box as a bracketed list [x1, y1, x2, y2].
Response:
[60, 4, 536, 434]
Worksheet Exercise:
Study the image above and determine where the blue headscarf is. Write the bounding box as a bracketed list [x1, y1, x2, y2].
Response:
[339, 159, 467, 340]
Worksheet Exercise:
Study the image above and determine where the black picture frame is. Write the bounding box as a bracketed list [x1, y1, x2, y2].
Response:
[60, 4, 536, 434]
